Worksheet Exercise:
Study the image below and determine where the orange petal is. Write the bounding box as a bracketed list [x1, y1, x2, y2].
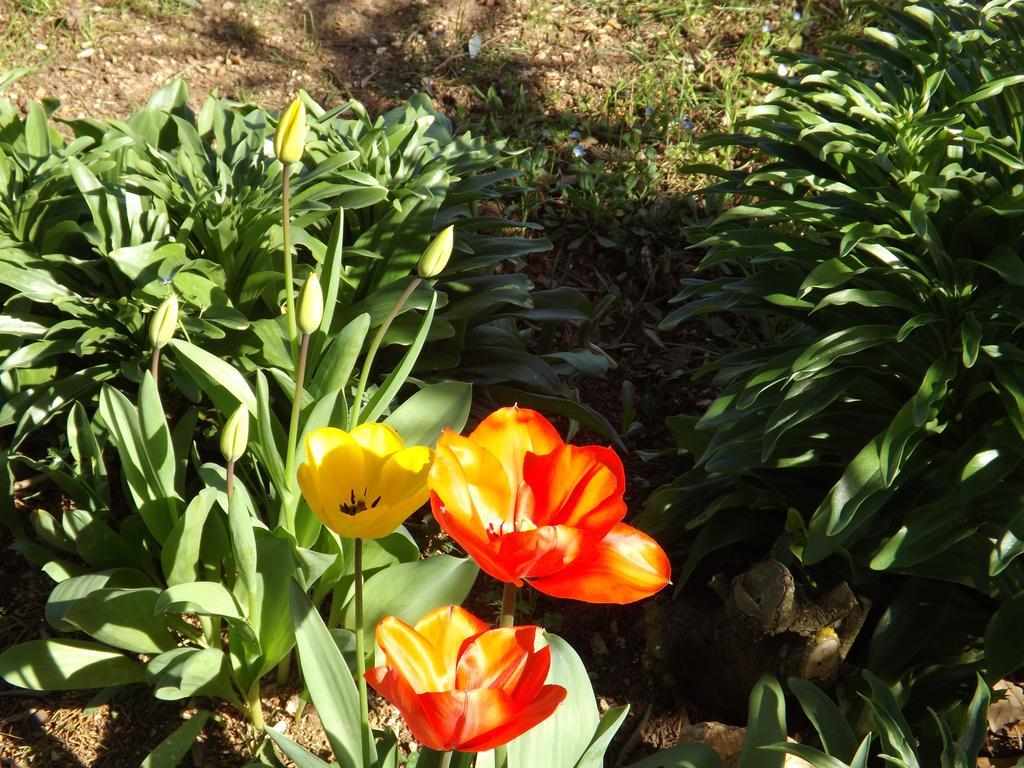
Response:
[419, 689, 513, 751]
[365, 666, 448, 751]
[430, 430, 512, 530]
[454, 626, 548, 699]
[374, 616, 449, 692]
[528, 523, 670, 604]
[455, 686, 567, 752]
[523, 445, 626, 536]
[493, 525, 589, 581]
[415, 605, 489, 674]
[467, 407, 563, 490]
[431, 492, 520, 584]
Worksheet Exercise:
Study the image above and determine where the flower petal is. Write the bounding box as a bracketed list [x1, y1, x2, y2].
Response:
[467, 407, 563, 490]
[351, 423, 405, 485]
[365, 666, 448, 751]
[451, 686, 567, 752]
[528, 523, 670, 604]
[493, 525, 589, 580]
[378, 445, 432, 508]
[454, 626, 548, 701]
[431, 430, 512, 529]
[375, 616, 449, 692]
[523, 445, 626, 536]
[300, 434, 365, 537]
[416, 605, 489, 674]
[431, 492, 519, 584]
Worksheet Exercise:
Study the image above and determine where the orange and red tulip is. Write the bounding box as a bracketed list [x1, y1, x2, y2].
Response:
[365, 605, 566, 752]
[428, 406, 670, 604]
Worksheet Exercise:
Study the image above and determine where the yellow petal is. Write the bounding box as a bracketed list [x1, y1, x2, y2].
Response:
[274, 97, 306, 164]
[351, 423, 406, 488]
[304, 427, 355, 467]
[315, 440, 368, 537]
[379, 446, 432, 508]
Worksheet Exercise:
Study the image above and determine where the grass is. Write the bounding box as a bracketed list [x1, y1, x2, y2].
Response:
[423, 0, 871, 255]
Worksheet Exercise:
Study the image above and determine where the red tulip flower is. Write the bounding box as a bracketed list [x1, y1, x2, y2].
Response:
[428, 406, 670, 603]
[365, 605, 566, 752]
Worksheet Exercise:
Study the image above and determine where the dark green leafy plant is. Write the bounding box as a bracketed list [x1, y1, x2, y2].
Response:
[741, 673, 992, 768]
[0, 80, 602, 449]
[649, 0, 1024, 698]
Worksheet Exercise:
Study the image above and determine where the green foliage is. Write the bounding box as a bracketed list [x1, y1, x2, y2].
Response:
[747, 673, 993, 768]
[0, 80, 598, 448]
[650, 0, 1024, 698]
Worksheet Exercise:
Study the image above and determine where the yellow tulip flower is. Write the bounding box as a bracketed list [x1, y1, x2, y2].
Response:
[274, 97, 307, 164]
[297, 424, 432, 539]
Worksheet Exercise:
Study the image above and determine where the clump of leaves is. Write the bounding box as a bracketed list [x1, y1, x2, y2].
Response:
[0, 81, 604, 449]
[649, 0, 1024, 702]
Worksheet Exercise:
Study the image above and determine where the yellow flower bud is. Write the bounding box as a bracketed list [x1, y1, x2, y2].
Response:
[149, 294, 179, 349]
[418, 225, 454, 279]
[220, 404, 250, 463]
[297, 273, 324, 335]
[274, 97, 307, 164]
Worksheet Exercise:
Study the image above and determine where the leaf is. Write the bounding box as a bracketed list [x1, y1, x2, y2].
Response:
[45, 569, 147, 632]
[384, 381, 472, 448]
[575, 706, 630, 768]
[162, 488, 217, 586]
[155, 581, 243, 619]
[65, 587, 176, 654]
[149, 647, 239, 705]
[289, 581, 365, 768]
[168, 338, 257, 413]
[508, 635, 599, 768]
[343, 555, 478, 640]
[359, 291, 438, 424]
[958, 674, 990, 761]
[862, 671, 917, 767]
[25, 100, 51, 159]
[788, 678, 858, 762]
[0, 639, 145, 690]
[985, 594, 1024, 681]
[265, 727, 333, 768]
[97, 385, 179, 544]
[140, 711, 212, 768]
[228, 484, 259, 612]
[737, 675, 786, 768]
[624, 744, 724, 768]
[311, 313, 371, 400]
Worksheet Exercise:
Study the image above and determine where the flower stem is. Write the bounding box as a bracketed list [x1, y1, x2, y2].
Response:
[284, 332, 310, 534]
[246, 680, 266, 732]
[225, 459, 235, 502]
[149, 346, 161, 387]
[494, 582, 518, 768]
[499, 582, 518, 629]
[439, 751, 454, 768]
[282, 162, 298, 362]
[349, 277, 421, 426]
[354, 537, 373, 768]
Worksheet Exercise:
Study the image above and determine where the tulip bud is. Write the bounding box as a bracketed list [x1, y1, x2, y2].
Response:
[220, 404, 250, 463]
[149, 294, 179, 349]
[297, 273, 324, 335]
[274, 97, 306, 164]
[418, 225, 454, 279]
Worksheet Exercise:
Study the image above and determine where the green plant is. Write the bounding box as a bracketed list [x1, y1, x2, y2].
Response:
[740, 673, 993, 768]
[649, 0, 1024, 703]
[0, 80, 604, 450]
